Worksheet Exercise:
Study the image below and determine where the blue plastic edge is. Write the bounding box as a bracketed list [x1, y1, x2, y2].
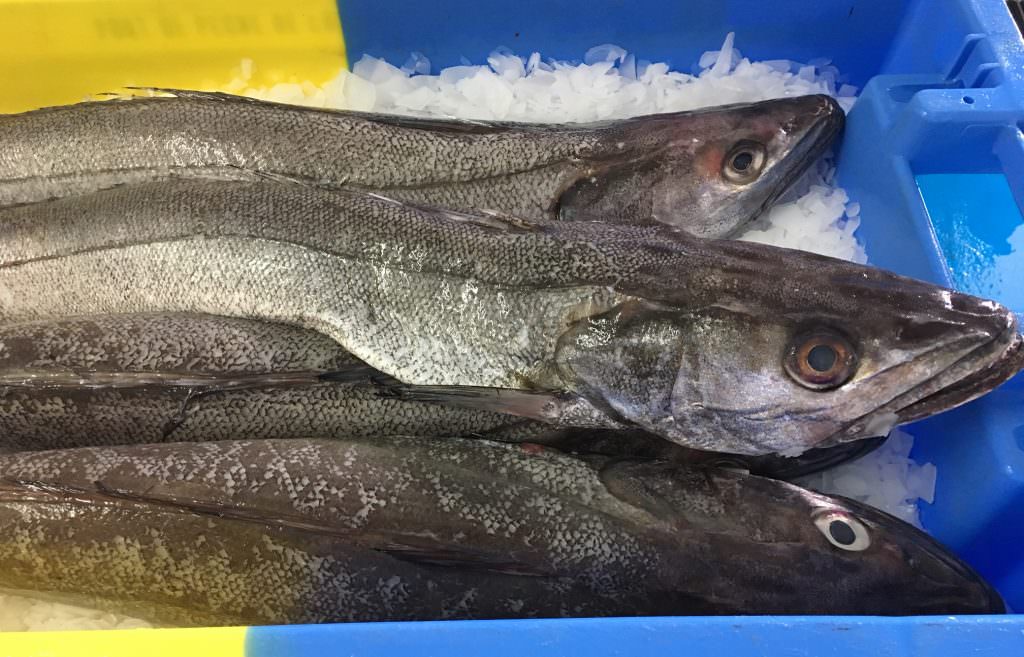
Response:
[335, 0, 909, 87]
[246, 616, 1024, 657]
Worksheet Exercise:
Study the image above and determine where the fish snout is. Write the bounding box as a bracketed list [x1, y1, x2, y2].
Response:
[776, 94, 845, 145]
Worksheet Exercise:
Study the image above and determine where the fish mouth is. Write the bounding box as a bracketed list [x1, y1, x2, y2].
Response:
[743, 95, 846, 228]
[894, 330, 1023, 424]
[826, 321, 1023, 446]
[829, 494, 1006, 614]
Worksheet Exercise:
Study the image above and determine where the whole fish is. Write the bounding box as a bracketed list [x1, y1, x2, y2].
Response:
[0, 179, 1020, 455]
[0, 437, 1003, 625]
[0, 313, 547, 451]
[0, 311, 882, 478]
[0, 92, 843, 237]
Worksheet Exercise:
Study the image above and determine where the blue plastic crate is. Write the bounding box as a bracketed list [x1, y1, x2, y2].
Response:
[339, 0, 1024, 650]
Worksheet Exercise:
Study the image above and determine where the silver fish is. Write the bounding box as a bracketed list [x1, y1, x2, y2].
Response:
[0, 179, 1019, 455]
[0, 91, 843, 237]
[0, 437, 1003, 625]
[0, 313, 546, 451]
[0, 312, 880, 477]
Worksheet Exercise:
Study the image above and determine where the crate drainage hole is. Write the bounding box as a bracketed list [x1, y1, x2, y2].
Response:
[963, 95, 975, 104]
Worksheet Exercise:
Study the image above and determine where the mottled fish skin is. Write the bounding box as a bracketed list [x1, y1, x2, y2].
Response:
[0, 179, 1018, 455]
[0, 314, 549, 451]
[0, 437, 1003, 624]
[0, 313, 878, 475]
[0, 92, 843, 237]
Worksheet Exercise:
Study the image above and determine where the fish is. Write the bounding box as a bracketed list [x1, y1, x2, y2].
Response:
[0, 312, 882, 479]
[0, 178, 1019, 455]
[0, 91, 844, 237]
[0, 437, 1003, 625]
[0, 313, 548, 451]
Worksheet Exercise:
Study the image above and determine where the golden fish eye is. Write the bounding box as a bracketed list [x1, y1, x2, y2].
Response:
[784, 329, 858, 390]
[813, 510, 871, 551]
[722, 141, 766, 184]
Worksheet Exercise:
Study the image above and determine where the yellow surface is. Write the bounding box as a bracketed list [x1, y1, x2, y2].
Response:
[0, 0, 347, 112]
[0, 626, 247, 657]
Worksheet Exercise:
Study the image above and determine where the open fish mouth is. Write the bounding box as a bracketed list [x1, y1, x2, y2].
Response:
[828, 324, 1023, 446]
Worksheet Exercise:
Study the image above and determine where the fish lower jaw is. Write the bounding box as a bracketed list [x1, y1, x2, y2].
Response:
[892, 330, 1023, 424]
[821, 330, 1024, 449]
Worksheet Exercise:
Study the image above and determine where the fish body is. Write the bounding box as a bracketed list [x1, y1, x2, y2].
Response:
[0, 179, 1018, 455]
[0, 437, 1003, 624]
[0, 313, 546, 451]
[0, 92, 843, 237]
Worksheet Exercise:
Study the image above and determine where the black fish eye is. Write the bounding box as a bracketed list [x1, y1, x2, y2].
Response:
[807, 344, 837, 372]
[722, 141, 766, 184]
[784, 328, 858, 390]
[813, 511, 871, 551]
[829, 520, 856, 545]
[732, 151, 753, 171]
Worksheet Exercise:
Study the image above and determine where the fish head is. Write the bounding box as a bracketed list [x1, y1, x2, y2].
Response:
[556, 239, 1022, 455]
[602, 460, 1004, 614]
[558, 94, 844, 238]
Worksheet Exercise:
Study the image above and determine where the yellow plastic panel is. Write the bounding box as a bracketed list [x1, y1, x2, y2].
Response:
[0, 626, 248, 657]
[0, 0, 346, 112]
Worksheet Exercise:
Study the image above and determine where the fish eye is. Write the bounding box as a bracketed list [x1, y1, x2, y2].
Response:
[784, 329, 858, 390]
[813, 510, 871, 551]
[722, 141, 766, 184]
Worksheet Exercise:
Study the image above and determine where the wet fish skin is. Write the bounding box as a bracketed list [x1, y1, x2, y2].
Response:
[0, 437, 1003, 624]
[0, 92, 843, 237]
[0, 314, 548, 451]
[0, 179, 1018, 455]
[0, 313, 880, 476]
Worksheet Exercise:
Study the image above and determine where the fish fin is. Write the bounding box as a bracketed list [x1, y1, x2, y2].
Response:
[434, 206, 544, 233]
[317, 362, 399, 386]
[598, 459, 706, 525]
[232, 168, 343, 189]
[120, 87, 560, 134]
[161, 388, 205, 439]
[374, 383, 564, 422]
[374, 541, 555, 576]
[353, 192, 541, 232]
[356, 113, 529, 135]
[356, 196, 541, 232]
[121, 87, 252, 102]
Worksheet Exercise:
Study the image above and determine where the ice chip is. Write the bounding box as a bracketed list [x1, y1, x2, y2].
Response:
[353, 55, 405, 83]
[401, 51, 432, 76]
[584, 43, 628, 65]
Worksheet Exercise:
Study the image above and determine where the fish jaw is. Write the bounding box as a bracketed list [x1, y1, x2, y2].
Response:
[830, 318, 1023, 446]
[824, 492, 1007, 615]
